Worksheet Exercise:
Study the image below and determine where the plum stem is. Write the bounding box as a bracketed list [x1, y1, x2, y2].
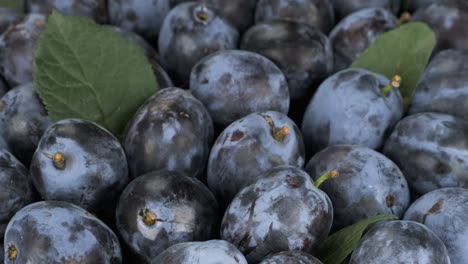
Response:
[314, 170, 339, 188]
[52, 152, 66, 170]
[273, 126, 290, 142]
[194, 5, 210, 24]
[381, 75, 402, 96]
[398, 12, 412, 26]
[262, 114, 290, 142]
[140, 209, 158, 227]
[8, 245, 17, 261]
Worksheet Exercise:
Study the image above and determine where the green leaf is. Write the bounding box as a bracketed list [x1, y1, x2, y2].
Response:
[315, 214, 399, 264]
[34, 11, 157, 136]
[0, 0, 23, 12]
[351, 22, 436, 111]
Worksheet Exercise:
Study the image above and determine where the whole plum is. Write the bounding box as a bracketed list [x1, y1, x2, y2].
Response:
[207, 111, 305, 207]
[190, 50, 289, 126]
[305, 144, 410, 230]
[124, 87, 213, 180]
[301, 68, 403, 156]
[383, 112, 468, 195]
[221, 166, 333, 263]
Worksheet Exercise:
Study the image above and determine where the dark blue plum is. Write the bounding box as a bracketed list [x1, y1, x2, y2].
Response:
[409, 49, 468, 121]
[30, 118, 129, 213]
[260, 251, 323, 264]
[254, 0, 335, 33]
[108, 0, 170, 43]
[158, 2, 239, 85]
[383, 112, 468, 195]
[190, 50, 290, 126]
[0, 149, 36, 239]
[411, 3, 468, 52]
[220, 166, 333, 263]
[124, 87, 213, 180]
[349, 220, 450, 264]
[301, 68, 403, 156]
[241, 20, 333, 100]
[151, 240, 248, 264]
[404, 187, 468, 264]
[207, 111, 305, 207]
[115, 170, 219, 263]
[0, 83, 52, 166]
[305, 144, 410, 230]
[25, 0, 108, 23]
[4, 201, 122, 263]
[330, 0, 400, 20]
[329, 8, 397, 72]
[0, 14, 46, 87]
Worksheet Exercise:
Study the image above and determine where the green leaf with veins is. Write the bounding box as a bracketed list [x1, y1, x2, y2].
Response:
[34, 11, 157, 136]
[351, 22, 436, 111]
[315, 214, 399, 264]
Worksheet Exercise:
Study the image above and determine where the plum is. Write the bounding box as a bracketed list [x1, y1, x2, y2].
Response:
[404, 187, 468, 264]
[305, 144, 410, 230]
[123, 87, 213, 180]
[383, 112, 468, 195]
[190, 50, 290, 126]
[115, 170, 219, 263]
[349, 220, 450, 264]
[207, 111, 305, 207]
[301, 68, 403, 156]
[4, 201, 122, 263]
[30, 118, 129, 213]
[220, 166, 333, 263]
[158, 2, 239, 85]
